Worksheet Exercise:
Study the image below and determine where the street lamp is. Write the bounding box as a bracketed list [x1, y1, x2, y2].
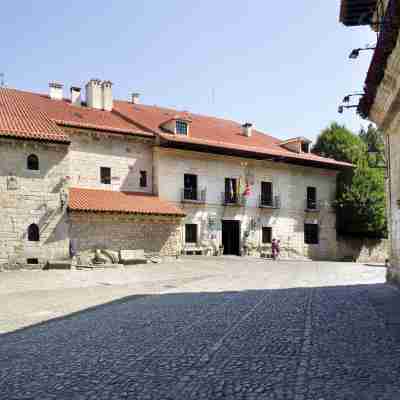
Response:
[343, 93, 364, 103]
[349, 46, 376, 59]
[338, 104, 358, 114]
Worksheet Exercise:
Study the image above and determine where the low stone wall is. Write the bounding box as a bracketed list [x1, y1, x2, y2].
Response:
[69, 212, 183, 257]
[336, 236, 388, 263]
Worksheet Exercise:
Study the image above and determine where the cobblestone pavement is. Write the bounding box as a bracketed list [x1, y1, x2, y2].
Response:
[1, 259, 399, 399]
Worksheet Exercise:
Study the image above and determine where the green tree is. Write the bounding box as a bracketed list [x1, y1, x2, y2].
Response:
[313, 122, 365, 163]
[312, 122, 387, 238]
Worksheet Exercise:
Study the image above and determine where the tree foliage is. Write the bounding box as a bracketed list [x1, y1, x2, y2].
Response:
[313, 123, 387, 238]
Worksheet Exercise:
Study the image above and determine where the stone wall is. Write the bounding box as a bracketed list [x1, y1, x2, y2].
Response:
[337, 237, 389, 263]
[0, 139, 70, 268]
[67, 128, 154, 193]
[69, 212, 183, 257]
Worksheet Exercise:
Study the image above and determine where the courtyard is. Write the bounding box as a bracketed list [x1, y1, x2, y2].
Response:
[1, 258, 400, 399]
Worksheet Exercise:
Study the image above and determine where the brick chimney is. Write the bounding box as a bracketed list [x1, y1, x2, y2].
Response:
[85, 79, 102, 109]
[102, 80, 113, 111]
[49, 82, 63, 100]
[70, 86, 81, 106]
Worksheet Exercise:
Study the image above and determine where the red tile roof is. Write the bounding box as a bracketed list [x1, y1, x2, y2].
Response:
[0, 86, 351, 169]
[0, 87, 152, 142]
[0, 88, 69, 143]
[68, 187, 185, 217]
[114, 102, 352, 168]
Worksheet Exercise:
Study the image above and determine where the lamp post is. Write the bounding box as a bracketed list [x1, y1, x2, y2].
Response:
[349, 46, 376, 59]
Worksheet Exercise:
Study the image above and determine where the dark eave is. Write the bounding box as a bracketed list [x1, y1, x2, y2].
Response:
[159, 138, 351, 171]
[359, 0, 400, 118]
[340, 0, 378, 26]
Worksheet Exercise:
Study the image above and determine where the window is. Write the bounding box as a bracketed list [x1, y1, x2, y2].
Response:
[185, 224, 197, 243]
[27, 258, 39, 264]
[140, 171, 147, 187]
[261, 181, 273, 206]
[27, 223, 40, 242]
[225, 178, 238, 203]
[307, 186, 317, 210]
[262, 227, 272, 244]
[176, 120, 188, 135]
[301, 142, 309, 153]
[100, 167, 111, 184]
[184, 174, 198, 200]
[27, 154, 39, 170]
[304, 223, 319, 244]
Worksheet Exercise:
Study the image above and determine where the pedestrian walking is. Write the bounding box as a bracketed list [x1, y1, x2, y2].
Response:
[271, 238, 278, 260]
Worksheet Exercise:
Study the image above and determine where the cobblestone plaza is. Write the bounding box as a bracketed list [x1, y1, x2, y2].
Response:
[1, 258, 399, 399]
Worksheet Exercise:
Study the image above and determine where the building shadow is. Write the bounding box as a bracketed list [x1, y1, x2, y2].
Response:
[1, 283, 400, 399]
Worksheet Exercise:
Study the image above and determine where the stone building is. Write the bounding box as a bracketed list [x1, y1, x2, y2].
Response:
[339, 0, 400, 281]
[0, 80, 350, 268]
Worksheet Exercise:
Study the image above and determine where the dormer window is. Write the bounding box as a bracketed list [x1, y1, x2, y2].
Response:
[280, 137, 311, 154]
[176, 120, 188, 135]
[301, 142, 310, 153]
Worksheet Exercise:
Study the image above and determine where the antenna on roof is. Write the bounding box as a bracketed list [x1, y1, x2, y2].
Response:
[0, 73, 4, 87]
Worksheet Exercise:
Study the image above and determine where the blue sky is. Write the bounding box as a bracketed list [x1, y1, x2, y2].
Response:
[2, 1, 376, 141]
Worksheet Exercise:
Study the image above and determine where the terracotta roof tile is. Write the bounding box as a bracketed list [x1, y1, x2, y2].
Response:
[114, 101, 352, 168]
[0, 88, 69, 143]
[0, 88, 153, 141]
[0, 86, 352, 168]
[68, 187, 185, 217]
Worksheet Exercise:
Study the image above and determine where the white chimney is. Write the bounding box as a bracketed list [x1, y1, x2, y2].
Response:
[242, 122, 253, 137]
[70, 86, 81, 106]
[85, 79, 102, 109]
[49, 82, 63, 100]
[131, 92, 140, 104]
[102, 80, 113, 111]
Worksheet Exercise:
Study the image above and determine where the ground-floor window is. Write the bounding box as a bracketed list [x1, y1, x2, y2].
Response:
[185, 224, 198, 243]
[262, 226, 272, 243]
[304, 223, 319, 244]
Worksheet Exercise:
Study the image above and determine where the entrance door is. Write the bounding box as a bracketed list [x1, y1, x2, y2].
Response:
[222, 220, 241, 255]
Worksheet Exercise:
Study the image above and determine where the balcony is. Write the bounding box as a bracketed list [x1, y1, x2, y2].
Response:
[304, 199, 331, 212]
[221, 192, 245, 206]
[259, 195, 281, 209]
[181, 188, 206, 203]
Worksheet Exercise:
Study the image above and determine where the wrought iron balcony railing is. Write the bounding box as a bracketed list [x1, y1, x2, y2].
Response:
[259, 195, 281, 209]
[305, 199, 331, 211]
[221, 192, 245, 206]
[181, 188, 207, 203]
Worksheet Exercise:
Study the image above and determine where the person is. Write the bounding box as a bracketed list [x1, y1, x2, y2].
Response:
[276, 240, 281, 260]
[271, 238, 278, 260]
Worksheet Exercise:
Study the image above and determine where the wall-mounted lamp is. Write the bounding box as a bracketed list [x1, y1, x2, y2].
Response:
[343, 93, 364, 103]
[349, 46, 376, 59]
[338, 104, 358, 114]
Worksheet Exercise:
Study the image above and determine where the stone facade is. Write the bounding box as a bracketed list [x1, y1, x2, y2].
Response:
[366, 29, 400, 283]
[69, 213, 182, 257]
[66, 128, 154, 193]
[337, 237, 389, 263]
[154, 147, 339, 260]
[0, 138, 70, 267]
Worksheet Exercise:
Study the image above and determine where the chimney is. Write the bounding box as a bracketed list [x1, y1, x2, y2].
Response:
[85, 79, 102, 109]
[49, 82, 63, 100]
[242, 122, 253, 137]
[70, 86, 81, 106]
[131, 92, 140, 104]
[101, 80, 113, 111]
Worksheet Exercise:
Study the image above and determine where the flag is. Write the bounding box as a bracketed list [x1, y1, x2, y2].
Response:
[243, 182, 251, 197]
